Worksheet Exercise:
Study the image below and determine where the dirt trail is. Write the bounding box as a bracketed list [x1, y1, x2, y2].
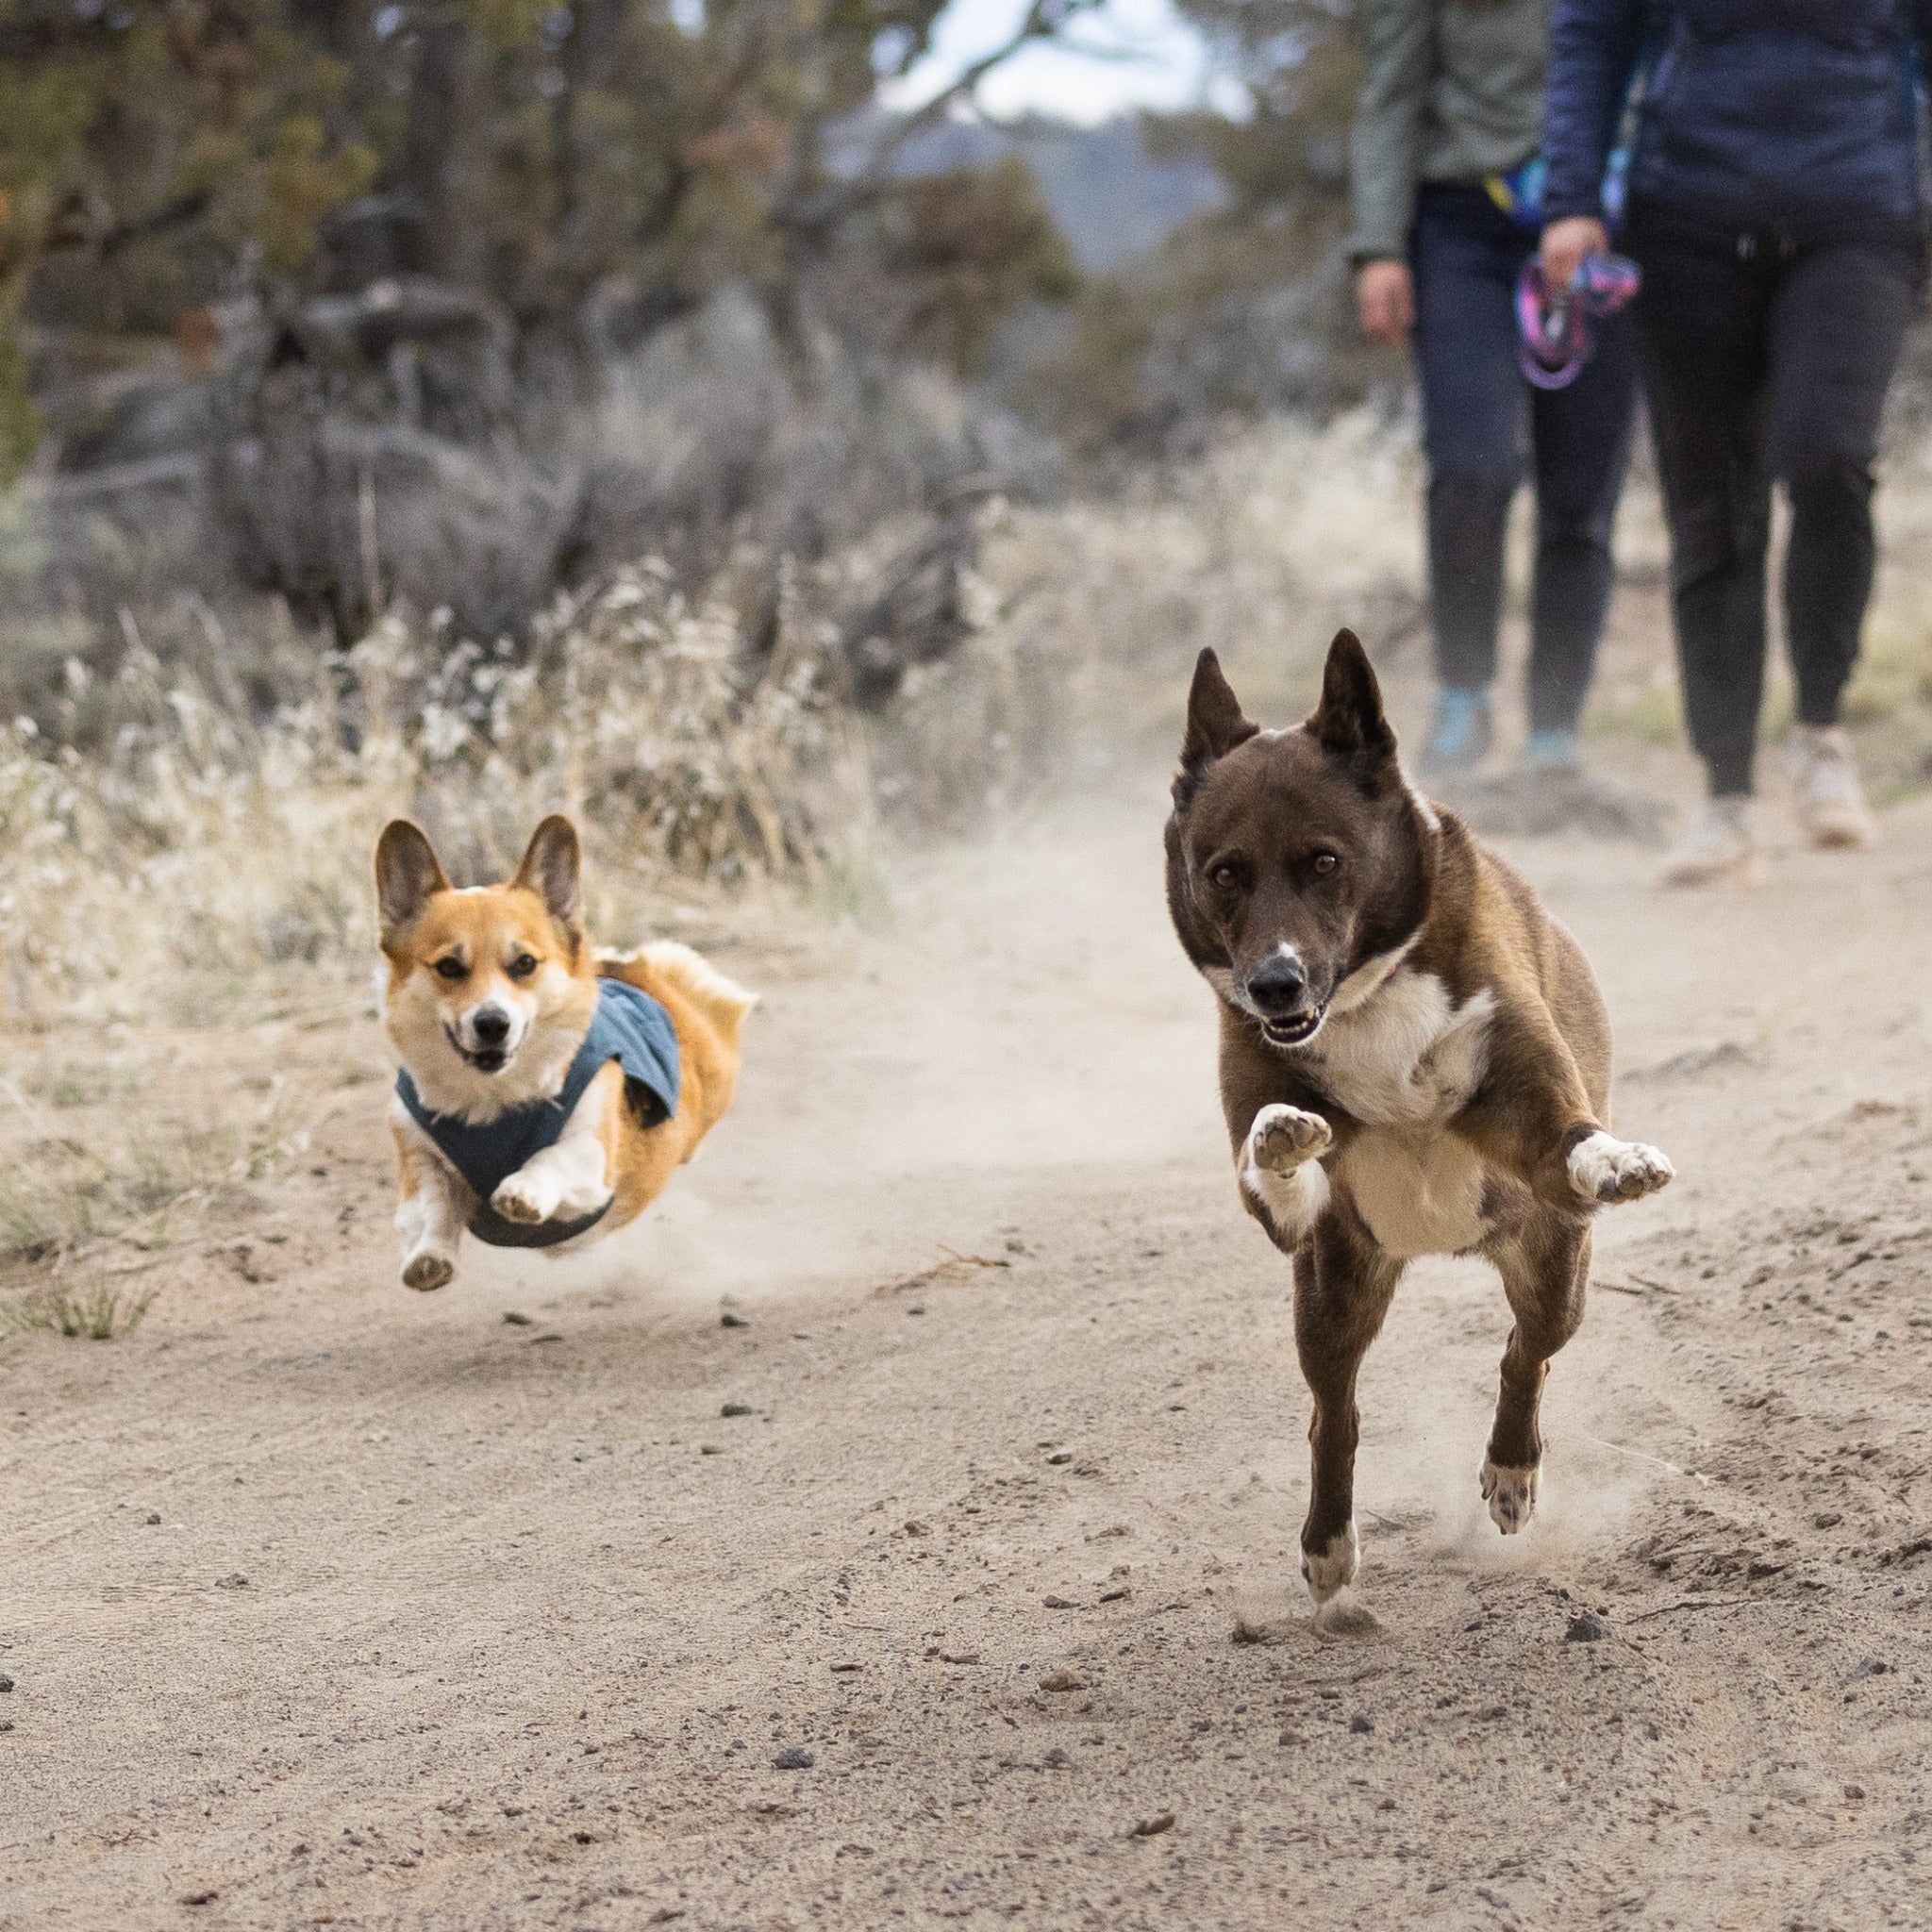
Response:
[5, 747, 1932, 1932]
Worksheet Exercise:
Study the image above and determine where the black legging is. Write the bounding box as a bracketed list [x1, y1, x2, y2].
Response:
[1624, 203, 1924, 797]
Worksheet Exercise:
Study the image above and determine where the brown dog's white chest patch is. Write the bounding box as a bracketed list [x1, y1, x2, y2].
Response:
[1304, 968, 1494, 1127]
[1307, 968, 1497, 1259]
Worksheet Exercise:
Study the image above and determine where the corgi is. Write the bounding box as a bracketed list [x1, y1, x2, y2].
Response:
[1166, 631, 1674, 1627]
[375, 814, 755, 1291]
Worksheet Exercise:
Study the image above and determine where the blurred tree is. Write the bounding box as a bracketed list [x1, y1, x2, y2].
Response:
[0, 0, 1095, 483]
[1020, 0, 1373, 448]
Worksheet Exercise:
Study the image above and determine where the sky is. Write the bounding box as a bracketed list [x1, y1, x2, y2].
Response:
[879, 0, 1234, 127]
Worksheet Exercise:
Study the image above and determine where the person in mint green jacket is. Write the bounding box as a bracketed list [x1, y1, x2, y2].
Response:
[1350, 0, 1637, 775]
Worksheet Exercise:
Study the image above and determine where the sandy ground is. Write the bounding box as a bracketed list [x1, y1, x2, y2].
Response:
[6, 696, 1932, 1931]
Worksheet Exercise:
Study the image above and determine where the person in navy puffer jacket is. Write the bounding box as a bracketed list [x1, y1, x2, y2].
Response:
[1541, 0, 1932, 883]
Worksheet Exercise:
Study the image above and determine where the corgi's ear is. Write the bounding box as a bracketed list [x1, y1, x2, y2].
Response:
[1174, 648, 1258, 807]
[512, 815, 583, 930]
[1307, 628, 1397, 766]
[375, 820, 449, 944]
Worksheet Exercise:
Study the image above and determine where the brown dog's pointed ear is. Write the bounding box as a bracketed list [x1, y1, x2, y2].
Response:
[512, 814, 583, 930]
[1175, 649, 1258, 804]
[375, 820, 449, 944]
[1307, 628, 1397, 763]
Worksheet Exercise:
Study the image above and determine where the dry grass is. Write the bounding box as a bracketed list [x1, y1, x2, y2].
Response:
[6, 407, 1930, 1032]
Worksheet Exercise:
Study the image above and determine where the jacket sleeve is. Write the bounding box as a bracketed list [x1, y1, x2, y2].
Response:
[1347, 0, 1433, 263]
[1541, 0, 1649, 225]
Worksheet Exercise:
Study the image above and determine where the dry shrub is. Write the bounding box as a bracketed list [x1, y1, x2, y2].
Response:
[0, 411, 1439, 1023]
[0, 558, 871, 1024]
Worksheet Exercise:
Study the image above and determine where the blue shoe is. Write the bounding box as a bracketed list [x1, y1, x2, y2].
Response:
[1422, 687, 1492, 773]
[1523, 728, 1580, 773]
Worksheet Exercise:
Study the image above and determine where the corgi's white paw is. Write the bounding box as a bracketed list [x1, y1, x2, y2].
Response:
[491, 1171, 560, 1224]
[401, 1246, 456, 1292]
[1481, 1457, 1540, 1535]
[1301, 1522, 1359, 1604]
[1249, 1104, 1333, 1174]
[1567, 1131, 1674, 1205]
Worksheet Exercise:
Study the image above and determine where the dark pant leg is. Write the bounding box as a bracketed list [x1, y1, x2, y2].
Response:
[1411, 191, 1530, 694]
[1625, 215, 1774, 795]
[1765, 242, 1924, 726]
[1524, 308, 1639, 735]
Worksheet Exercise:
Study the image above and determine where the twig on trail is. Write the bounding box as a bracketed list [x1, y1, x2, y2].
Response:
[1584, 1434, 1714, 1488]
[874, 1245, 1011, 1297]
[1624, 1597, 1748, 1624]
[1597, 1273, 1672, 1297]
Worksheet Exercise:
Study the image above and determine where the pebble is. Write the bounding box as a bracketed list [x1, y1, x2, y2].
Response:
[1045, 1451, 1073, 1466]
[145, 1512, 161, 1525]
[1040, 1671, 1086, 1693]
[216, 1574, 249, 1591]
[773, 1747, 815, 1771]
[502, 1311, 533, 1326]
[179, 1891, 219, 1907]
[698, 1444, 723, 1457]
[0, 1674, 12, 1693]
[1349, 1714, 1374, 1735]
[720, 1313, 750, 1329]
[1042, 1595, 1076, 1609]
[1130, 1811, 1176, 1838]
[1565, 1612, 1611, 1643]
[721, 1403, 755, 1418]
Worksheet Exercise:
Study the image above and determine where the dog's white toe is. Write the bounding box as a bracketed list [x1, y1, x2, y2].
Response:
[402, 1248, 456, 1292]
[1250, 1103, 1333, 1174]
[491, 1174, 558, 1224]
[1480, 1457, 1540, 1534]
[1567, 1131, 1674, 1205]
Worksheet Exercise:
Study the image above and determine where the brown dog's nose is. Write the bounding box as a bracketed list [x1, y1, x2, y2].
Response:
[472, 1005, 512, 1045]
[1247, 952, 1307, 1012]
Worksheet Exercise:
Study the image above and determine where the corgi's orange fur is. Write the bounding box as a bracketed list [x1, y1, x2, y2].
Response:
[375, 815, 756, 1291]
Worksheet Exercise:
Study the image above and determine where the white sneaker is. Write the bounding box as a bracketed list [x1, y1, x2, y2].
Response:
[1658, 797, 1759, 887]
[1788, 724, 1874, 849]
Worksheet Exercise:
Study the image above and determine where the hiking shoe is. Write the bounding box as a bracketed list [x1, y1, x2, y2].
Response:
[1522, 727, 1581, 773]
[1788, 724, 1874, 849]
[1658, 797, 1758, 887]
[1421, 687, 1493, 774]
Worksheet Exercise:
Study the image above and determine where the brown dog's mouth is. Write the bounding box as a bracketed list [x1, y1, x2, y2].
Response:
[1258, 1006, 1326, 1047]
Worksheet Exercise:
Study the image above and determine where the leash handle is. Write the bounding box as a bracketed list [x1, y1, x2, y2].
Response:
[1517, 252, 1641, 391]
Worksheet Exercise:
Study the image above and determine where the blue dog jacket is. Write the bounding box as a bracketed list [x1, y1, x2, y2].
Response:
[396, 975, 681, 1248]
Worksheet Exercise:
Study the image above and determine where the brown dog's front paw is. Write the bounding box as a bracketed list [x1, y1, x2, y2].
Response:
[402, 1248, 456, 1292]
[1567, 1132, 1674, 1205]
[1249, 1103, 1333, 1174]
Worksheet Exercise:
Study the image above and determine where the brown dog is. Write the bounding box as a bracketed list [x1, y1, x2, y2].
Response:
[376, 815, 755, 1291]
[1166, 630, 1673, 1625]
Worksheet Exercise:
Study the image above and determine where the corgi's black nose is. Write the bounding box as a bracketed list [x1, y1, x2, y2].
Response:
[1247, 953, 1307, 1013]
[472, 1006, 511, 1045]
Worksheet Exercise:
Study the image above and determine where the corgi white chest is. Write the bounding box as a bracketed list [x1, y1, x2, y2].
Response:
[1306, 968, 1498, 1258]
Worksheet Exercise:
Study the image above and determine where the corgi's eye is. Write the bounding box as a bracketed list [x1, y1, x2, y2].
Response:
[508, 954, 540, 980]
[434, 956, 467, 980]
[1311, 852, 1340, 877]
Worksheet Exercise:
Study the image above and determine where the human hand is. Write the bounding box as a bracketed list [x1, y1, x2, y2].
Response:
[1541, 216, 1609, 292]
[1355, 259, 1414, 345]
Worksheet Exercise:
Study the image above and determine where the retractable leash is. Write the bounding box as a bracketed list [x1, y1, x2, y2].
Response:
[1516, 252, 1641, 391]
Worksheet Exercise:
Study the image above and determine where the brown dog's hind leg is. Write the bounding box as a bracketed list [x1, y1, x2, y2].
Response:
[1481, 1217, 1590, 1533]
[1294, 1211, 1403, 1625]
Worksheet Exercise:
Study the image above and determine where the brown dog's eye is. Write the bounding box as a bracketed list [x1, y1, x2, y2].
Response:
[1208, 863, 1241, 891]
[1312, 852, 1340, 877]
[508, 954, 539, 980]
[435, 956, 466, 981]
